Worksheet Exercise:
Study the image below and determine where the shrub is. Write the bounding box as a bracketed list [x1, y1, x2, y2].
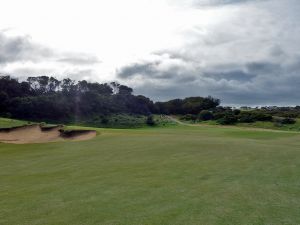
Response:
[180, 114, 197, 121]
[101, 117, 109, 124]
[238, 112, 255, 123]
[198, 110, 214, 121]
[217, 114, 238, 125]
[238, 111, 272, 123]
[146, 115, 155, 126]
[233, 109, 241, 115]
[213, 112, 226, 120]
[252, 112, 272, 121]
[274, 117, 296, 125]
[282, 118, 296, 124]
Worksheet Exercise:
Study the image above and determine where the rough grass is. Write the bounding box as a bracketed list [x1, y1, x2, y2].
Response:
[1, 122, 300, 224]
[184, 117, 300, 132]
[70, 114, 176, 128]
[236, 118, 300, 132]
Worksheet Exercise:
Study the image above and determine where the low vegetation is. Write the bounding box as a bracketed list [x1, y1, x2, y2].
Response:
[179, 106, 300, 131]
[71, 114, 176, 128]
[0, 117, 30, 128]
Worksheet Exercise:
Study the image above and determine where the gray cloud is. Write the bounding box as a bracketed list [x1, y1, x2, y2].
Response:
[192, 0, 259, 6]
[0, 32, 100, 66]
[171, 0, 265, 8]
[57, 54, 101, 65]
[0, 31, 101, 82]
[8, 67, 98, 83]
[117, 0, 300, 105]
[0, 33, 53, 64]
[204, 70, 256, 82]
[120, 58, 300, 105]
[118, 62, 158, 78]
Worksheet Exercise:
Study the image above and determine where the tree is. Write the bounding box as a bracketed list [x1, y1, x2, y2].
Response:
[155, 96, 220, 115]
[0, 91, 9, 113]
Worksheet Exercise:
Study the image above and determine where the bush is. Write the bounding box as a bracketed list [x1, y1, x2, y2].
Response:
[101, 117, 109, 124]
[217, 114, 238, 125]
[238, 112, 255, 123]
[180, 114, 197, 121]
[252, 112, 272, 121]
[198, 110, 214, 121]
[238, 111, 272, 123]
[282, 118, 296, 124]
[233, 109, 241, 115]
[213, 112, 226, 120]
[146, 115, 155, 126]
[274, 117, 296, 125]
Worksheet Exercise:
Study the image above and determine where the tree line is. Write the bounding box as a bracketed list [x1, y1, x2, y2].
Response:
[0, 76, 220, 122]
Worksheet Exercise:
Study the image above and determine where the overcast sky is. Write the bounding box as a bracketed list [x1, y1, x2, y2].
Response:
[0, 0, 300, 105]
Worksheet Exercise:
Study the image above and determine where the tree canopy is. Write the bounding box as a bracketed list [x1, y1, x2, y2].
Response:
[0, 75, 221, 122]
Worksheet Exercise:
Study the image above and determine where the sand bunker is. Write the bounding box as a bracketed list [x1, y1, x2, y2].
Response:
[0, 124, 96, 144]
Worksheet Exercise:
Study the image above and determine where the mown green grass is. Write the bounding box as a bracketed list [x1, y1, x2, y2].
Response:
[0, 117, 30, 128]
[1, 121, 300, 225]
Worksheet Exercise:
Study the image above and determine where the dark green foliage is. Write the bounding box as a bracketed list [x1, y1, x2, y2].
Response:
[260, 106, 300, 118]
[217, 113, 238, 125]
[238, 112, 255, 123]
[101, 117, 109, 124]
[155, 96, 220, 115]
[274, 117, 296, 125]
[233, 109, 241, 115]
[213, 112, 226, 120]
[0, 75, 221, 124]
[72, 114, 174, 128]
[180, 114, 198, 121]
[198, 110, 214, 121]
[146, 115, 155, 126]
[0, 76, 156, 122]
[282, 117, 296, 124]
[213, 108, 273, 125]
[238, 111, 273, 123]
[252, 112, 273, 121]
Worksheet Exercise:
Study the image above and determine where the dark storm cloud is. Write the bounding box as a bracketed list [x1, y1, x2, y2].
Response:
[117, 54, 300, 105]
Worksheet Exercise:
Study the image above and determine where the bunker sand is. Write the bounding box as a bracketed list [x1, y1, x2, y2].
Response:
[0, 124, 96, 144]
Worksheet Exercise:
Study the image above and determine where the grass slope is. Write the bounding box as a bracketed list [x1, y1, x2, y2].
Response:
[1, 124, 300, 224]
[0, 117, 30, 128]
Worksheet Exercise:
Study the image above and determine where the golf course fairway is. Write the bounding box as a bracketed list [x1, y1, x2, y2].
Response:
[1, 125, 300, 225]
